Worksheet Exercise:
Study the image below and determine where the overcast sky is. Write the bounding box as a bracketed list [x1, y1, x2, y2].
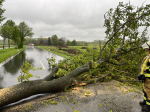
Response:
[0, 0, 150, 42]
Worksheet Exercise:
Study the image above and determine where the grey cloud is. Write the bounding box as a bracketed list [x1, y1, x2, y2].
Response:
[1, 0, 150, 41]
[3, 0, 105, 28]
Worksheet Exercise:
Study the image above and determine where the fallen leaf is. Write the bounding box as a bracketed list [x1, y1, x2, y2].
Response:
[79, 83, 86, 86]
[72, 87, 80, 90]
[71, 82, 78, 85]
[85, 93, 94, 96]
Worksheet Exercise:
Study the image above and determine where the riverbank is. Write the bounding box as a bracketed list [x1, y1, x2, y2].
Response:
[0, 46, 27, 63]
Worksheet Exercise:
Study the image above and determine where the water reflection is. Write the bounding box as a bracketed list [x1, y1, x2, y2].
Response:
[0, 47, 64, 88]
[3, 51, 26, 75]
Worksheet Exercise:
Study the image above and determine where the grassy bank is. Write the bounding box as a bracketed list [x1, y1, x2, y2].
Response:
[36, 45, 101, 59]
[0, 46, 27, 63]
[36, 46, 71, 59]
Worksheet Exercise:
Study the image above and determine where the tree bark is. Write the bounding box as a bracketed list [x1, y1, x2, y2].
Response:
[3, 38, 5, 49]
[8, 39, 10, 48]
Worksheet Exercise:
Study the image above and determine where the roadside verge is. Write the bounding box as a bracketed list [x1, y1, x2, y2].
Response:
[0, 46, 27, 67]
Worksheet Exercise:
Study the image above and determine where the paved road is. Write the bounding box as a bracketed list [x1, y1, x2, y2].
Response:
[35, 80, 143, 112]
[0, 80, 143, 112]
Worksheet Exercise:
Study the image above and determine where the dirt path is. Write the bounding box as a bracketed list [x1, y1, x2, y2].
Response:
[0, 80, 143, 112]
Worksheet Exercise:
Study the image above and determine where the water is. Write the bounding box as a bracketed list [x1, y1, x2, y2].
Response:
[0, 47, 64, 89]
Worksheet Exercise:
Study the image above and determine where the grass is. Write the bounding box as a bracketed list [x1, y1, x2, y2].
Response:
[0, 46, 26, 63]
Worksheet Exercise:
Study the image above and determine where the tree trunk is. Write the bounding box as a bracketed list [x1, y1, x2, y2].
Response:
[3, 38, 5, 49]
[8, 39, 10, 48]
[0, 66, 90, 107]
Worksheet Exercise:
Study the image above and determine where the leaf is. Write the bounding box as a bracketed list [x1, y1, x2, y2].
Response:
[72, 87, 80, 90]
[71, 82, 78, 85]
[85, 93, 94, 96]
[79, 83, 86, 86]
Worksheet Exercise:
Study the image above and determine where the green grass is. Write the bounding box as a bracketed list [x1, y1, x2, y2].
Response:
[0, 46, 26, 63]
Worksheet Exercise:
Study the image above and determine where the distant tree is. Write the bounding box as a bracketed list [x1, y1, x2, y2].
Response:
[66, 40, 71, 46]
[0, 20, 20, 49]
[0, 0, 5, 24]
[25, 37, 36, 45]
[71, 39, 77, 46]
[84, 42, 89, 46]
[59, 37, 66, 45]
[0, 0, 5, 49]
[12, 26, 20, 48]
[0, 24, 8, 49]
[37, 36, 43, 45]
[3, 20, 16, 48]
[56, 41, 62, 45]
[56, 41, 63, 49]
[18, 22, 34, 48]
[48, 37, 51, 46]
[51, 35, 58, 45]
[10, 40, 15, 45]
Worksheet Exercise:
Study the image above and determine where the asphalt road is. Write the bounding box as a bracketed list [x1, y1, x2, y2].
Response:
[0, 80, 143, 112]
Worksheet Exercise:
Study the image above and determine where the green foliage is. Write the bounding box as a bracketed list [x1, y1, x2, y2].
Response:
[26, 104, 32, 110]
[57, 41, 62, 46]
[71, 39, 77, 46]
[48, 37, 51, 45]
[18, 22, 34, 48]
[46, 99, 51, 102]
[17, 61, 42, 82]
[47, 57, 57, 69]
[0, 20, 21, 48]
[103, 2, 150, 55]
[99, 104, 102, 108]
[41, 101, 44, 105]
[12, 26, 20, 47]
[72, 99, 76, 104]
[85, 91, 90, 94]
[0, 0, 5, 24]
[50, 101, 58, 104]
[66, 39, 71, 46]
[84, 42, 89, 46]
[54, 68, 68, 77]
[51, 35, 58, 45]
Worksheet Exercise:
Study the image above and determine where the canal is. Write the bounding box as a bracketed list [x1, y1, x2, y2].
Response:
[0, 47, 64, 89]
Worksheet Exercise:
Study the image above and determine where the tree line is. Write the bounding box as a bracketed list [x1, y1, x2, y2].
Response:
[0, 20, 34, 49]
[25, 35, 78, 46]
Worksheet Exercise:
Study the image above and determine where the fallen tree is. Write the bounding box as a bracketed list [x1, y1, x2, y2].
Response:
[1, 2, 150, 107]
